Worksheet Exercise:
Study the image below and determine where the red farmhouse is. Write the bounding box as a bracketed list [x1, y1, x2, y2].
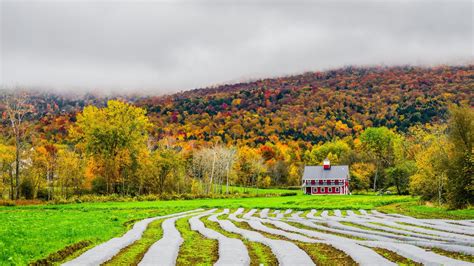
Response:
[302, 159, 350, 195]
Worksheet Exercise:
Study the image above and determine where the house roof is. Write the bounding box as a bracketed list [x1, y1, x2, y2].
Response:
[302, 165, 349, 180]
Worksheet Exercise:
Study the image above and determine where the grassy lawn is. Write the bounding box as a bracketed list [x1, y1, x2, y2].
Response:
[0, 206, 189, 265]
[1, 194, 472, 264]
[377, 201, 474, 219]
[217, 185, 302, 195]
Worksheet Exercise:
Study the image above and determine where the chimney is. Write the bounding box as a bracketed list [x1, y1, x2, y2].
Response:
[323, 158, 331, 170]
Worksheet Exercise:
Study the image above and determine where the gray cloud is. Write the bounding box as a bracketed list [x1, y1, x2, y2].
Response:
[1, 0, 473, 94]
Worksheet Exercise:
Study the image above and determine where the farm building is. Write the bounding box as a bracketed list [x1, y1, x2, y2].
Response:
[302, 159, 350, 195]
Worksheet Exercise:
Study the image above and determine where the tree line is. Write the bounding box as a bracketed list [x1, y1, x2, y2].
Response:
[0, 96, 472, 208]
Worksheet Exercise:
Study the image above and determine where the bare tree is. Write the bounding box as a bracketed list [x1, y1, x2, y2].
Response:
[224, 148, 236, 194]
[191, 146, 236, 194]
[1, 91, 33, 199]
[191, 149, 209, 193]
[211, 146, 236, 194]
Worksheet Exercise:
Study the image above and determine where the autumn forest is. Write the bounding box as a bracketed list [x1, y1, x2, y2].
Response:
[0, 65, 473, 209]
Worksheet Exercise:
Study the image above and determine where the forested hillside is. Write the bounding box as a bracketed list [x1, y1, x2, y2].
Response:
[1, 66, 472, 146]
[140, 65, 473, 145]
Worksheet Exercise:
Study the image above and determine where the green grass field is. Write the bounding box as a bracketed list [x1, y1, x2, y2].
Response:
[217, 185, 302, 195]
[1, 194, 473, 265]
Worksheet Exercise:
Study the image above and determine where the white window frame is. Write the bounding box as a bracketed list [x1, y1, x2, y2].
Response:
[335, 187, 340, 193]
[328, 187, 332, 192]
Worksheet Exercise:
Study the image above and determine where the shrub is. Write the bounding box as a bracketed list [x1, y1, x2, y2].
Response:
[36, 189, 287, 205]
[280, 186, 301, 190]
[0, 200, 16, 206]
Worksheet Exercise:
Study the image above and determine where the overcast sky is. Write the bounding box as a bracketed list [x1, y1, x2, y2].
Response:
[1, 0, 473, 94]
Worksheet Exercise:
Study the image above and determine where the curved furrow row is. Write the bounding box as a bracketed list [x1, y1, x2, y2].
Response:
[340, 220, 473, 245]
[299, 210, 474, 248]
[265, 210, 474, 265]
[63, 209, 203, 266]
[326, 220, 474, 255]
[138, 210, 210, 266]
[360, 241, 469, 266]
[188, 210, 250, 266]
[241, 210, 395, 266]
[366, 219, 474, 241]
[64, 208, 474, 266]
[355, 211, 474, 236]
[224, 208, 315, 265]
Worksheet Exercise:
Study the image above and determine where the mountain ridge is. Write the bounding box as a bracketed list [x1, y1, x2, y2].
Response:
[137, 65, 473, 145]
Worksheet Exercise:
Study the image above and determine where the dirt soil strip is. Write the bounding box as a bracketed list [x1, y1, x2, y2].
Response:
[189, 210, 250, 266]
[32, 241, 91, 265]
[62, 209, 203, 266]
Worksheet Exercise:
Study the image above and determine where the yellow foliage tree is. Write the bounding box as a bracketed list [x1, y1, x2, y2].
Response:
[73, 100, 151, 194]
[350, 162, 375, 191]
[0, 144, 15, 199]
